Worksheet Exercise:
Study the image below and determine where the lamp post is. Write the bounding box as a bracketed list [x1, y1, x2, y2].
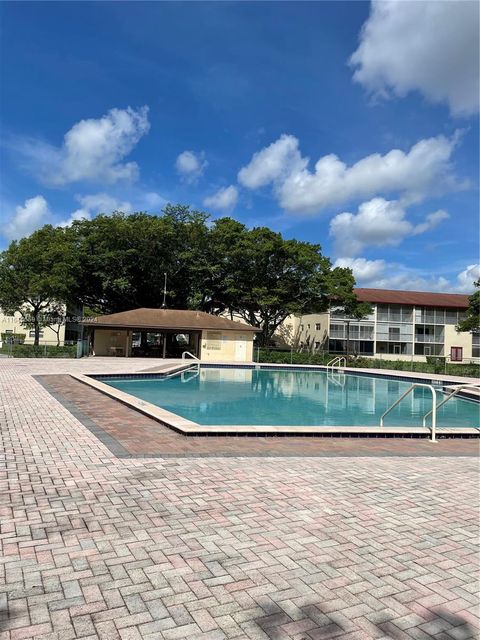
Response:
[161, 273, 167, 309]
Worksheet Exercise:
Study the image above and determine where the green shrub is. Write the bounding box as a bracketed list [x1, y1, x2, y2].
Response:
[0, 343, 76, 358]
[256, 350, 480, 378]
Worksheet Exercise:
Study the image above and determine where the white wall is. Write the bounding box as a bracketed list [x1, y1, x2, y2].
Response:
[199, 330, 254, 362]
[444, 325, 473, 360]
[0, 310, 66, 345]
[93, 329, 129, 356]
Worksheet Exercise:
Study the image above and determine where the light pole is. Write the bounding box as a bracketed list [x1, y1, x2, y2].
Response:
[161, 273, 167, 309]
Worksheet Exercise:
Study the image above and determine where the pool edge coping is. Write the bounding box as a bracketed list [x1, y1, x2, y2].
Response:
[68, 367, 480, 438]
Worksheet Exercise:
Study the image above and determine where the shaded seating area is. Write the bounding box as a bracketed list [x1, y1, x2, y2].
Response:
[82, 307, 259, 361]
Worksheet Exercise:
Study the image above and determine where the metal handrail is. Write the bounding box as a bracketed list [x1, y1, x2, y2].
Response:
[380, 383, 438, 442]
[182, 351, 200, 361]
[181, 368, 200, 383]
[328, 371, 346, 387]
[163, 364, 197, 378]
[182, 350, 200, 371]
[327, 356, 346, 372]
[423, 383, 480, 426]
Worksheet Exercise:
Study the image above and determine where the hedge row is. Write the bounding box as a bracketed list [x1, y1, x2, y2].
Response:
[256, 350, 480, 378]
[0, 344, 77, 358]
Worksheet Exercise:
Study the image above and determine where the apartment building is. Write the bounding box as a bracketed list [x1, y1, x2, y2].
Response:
[0, 307, 83, 346]
[284, 288, 478, 363]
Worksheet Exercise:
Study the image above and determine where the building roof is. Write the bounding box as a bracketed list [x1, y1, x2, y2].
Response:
[82, 308, 260, 332]
[354, 288, 469, 309]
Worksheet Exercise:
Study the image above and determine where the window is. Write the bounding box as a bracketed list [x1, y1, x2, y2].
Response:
[5, 329, 13, 334]
[359, 325, 374, 340]
[377, 305, 389, 321]
[415, 343, 443, 356]
[388, 327, 400, 341]
[29, 330, 44, 338]
[473, 333, 480, 358]
[389, 307, 401, 322]
[329, 324, 344, 338]
[349, 325, 359, 338]
[315, 323, 321, 330]
[445, 310, 458, 324]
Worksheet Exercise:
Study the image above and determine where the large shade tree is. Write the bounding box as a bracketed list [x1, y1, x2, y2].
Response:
[0, 205, 361, 348]
[0, 226, 78, 344]
[202, 219, 357, 346]
[70, 205, 210, 313]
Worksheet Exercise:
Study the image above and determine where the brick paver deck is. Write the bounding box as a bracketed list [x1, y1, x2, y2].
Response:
[0, 358, 479, 639]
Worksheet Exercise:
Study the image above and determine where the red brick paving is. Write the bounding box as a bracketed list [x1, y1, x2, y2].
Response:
[37, 374, 480, 458]
[0, 359, 478, 640]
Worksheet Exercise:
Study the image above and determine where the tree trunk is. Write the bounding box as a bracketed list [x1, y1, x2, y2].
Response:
[33, 310, 40, 346]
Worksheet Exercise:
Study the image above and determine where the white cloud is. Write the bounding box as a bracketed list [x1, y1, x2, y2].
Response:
[175, 150, 207, 183]
[335, 257, 478, 294]
[76, 193, 133, 214]
[330, 198, 449, 256]
[350, 0, 479, 117]
[203, 185, 239, 213]
[456, 264, 480, 293]
[335, 257, 387, 283]
[15, 106, 150, 186]
[140, 192, 166, 209]
[57, 209, 91, 228]
[55, 189, 166, 230]
[57, 192, 134, 227]
[412, 210, 449, 236]
[237, 134, 305, 189]
[4, 196, 51, 240]
[238, 133, 462, 215]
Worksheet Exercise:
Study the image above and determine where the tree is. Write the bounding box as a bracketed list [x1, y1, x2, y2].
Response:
[457, 280, 480, 333]
[204, 221, 357, 346]
[0, 226, 78, 345]
[70, 205, 210, 313]
[26, 302, 66, 347]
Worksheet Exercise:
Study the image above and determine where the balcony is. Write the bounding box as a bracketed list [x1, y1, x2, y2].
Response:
[414, 334, 444, 343]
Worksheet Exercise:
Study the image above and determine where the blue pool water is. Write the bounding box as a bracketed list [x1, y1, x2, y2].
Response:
[100, 367, 480, 428]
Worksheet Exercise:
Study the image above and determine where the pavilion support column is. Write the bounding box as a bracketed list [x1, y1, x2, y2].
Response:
[162, 332, 166, 359]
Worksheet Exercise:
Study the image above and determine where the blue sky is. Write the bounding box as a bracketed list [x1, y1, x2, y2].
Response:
[1, 1, 479, 292]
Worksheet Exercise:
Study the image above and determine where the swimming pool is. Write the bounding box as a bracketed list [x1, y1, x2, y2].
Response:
[98, 367, 480, 428]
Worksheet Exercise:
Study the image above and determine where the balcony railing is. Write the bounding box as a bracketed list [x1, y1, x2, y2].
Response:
[414, 335, 444, 343]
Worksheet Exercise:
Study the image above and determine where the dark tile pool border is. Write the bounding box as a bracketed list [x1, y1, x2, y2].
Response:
[33, 374, 480, 459]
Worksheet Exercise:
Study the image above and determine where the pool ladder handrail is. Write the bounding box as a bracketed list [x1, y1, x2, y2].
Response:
[327, 356, 346, 373]
[182, 351, 200, 371]
[328, 370, 346, 387]
[380, 383, 439, 442]
[422, 382, 480, 427]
